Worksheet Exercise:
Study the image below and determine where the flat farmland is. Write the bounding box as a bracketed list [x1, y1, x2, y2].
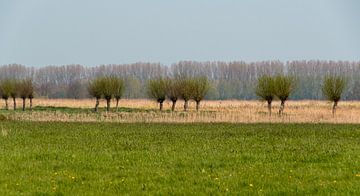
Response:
[1, 99, 360, 123]
[0, 122, 360, 195]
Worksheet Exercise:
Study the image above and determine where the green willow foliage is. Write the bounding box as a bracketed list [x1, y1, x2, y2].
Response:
[88, 78, 103, 112]
[100, 77, 117, 112]
[88, 76, 125, 112]
[166, 79, 181, 111]
[0, 80, 14, 110]
[147, 77, 210, 111]
[0, 79, 34, 111]
[112, 77, 125, 111]
[274, 75, 296, 115]
[147, 78, 168, 111]
[18, 79, 35, 111]
[255, 76, 276, 116]
[178, 78, 195, 111]
[192, 76, 210, 111]
[322, 75, 346, 115]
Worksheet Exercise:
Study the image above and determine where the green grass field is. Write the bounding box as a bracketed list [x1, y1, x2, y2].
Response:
[1, 122, 360, 195]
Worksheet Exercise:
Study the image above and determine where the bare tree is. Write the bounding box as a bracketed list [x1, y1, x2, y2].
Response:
[67, 80, 84, 99]
[1, 60, 360, 100]
[124, 77, 141, 98]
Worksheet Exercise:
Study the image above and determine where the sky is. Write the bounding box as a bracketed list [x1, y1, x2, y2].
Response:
[0, 0, 359, 66]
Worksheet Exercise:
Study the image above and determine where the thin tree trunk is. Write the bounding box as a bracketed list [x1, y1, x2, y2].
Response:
[29, 98, 33, 111]
[196, 101, 200, 111]
[13, 97, 16, 111]
[159, 101, 163, 111]
[171, 100, 176, 111]
[279, 100, 285, 116]
[22, 98, 26, 111]
[184, 100, 189, 111]
[95, 98, 99, 112]
[267, 100, 272, 116]
[5, 99, 8, 110]
[332, 101, 338, 116]
[116, 98, 119, 112]
[106, 99, 111, 112]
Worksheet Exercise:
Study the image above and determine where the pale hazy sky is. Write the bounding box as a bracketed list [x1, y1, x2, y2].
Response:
[0, 0, 359, 66]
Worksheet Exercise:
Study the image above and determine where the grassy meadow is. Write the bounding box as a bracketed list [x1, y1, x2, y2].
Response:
[1, 122, 360, 195]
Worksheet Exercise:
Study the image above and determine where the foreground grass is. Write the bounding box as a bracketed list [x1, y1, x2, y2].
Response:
[0, 122, 360, 195]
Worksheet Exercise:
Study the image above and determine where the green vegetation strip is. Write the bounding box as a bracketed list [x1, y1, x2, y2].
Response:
[0, 122, 360, 195]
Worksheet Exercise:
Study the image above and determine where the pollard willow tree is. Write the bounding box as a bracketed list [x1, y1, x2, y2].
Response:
[9, 80, 19, 110]
[28, 87, 35, 111]
[100, 77, 117, 112]
[322, 75, 346, 116]
[166, 78, 181, 111]
[19, 79, 34, 111]
[28, 83, 35, 111]
[0, 80, 13, 110]
[112, 77, 125, 112]
[88, 78, 103, 112]
[192, 76, 210, 111]
[147, 78, 167, 111]
[255, 75, 276, 116]
[274, 75, 295, 115]
[179, 78, 194, 111]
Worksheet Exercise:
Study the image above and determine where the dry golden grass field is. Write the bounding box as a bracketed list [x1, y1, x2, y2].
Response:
[1, 98, 360, 123]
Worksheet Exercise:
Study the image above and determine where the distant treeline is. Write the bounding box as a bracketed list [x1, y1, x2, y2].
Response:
[0, 60, 359, 100]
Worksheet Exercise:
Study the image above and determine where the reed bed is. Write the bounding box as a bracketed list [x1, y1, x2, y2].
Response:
[1, 99, 360, 123]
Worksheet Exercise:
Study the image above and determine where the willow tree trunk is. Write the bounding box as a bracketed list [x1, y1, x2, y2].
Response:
[159, 101, 164, 111]
[22, 98, 26, 111]
[116, 98, 120, 112]
[332, 101, 338, 116]
[184, 100, 189, 111]
[267, 100, 272, 116]
[5, 99, 8, 110]
[106, 99, 111, 112]
[95, 98, 99, 112]
[13, 97, 16, 111]
[196, 101, 200, 111]
[171, 100, 177, 111]
[278, 100, 285, 116]
[29, 98, 33, 111]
